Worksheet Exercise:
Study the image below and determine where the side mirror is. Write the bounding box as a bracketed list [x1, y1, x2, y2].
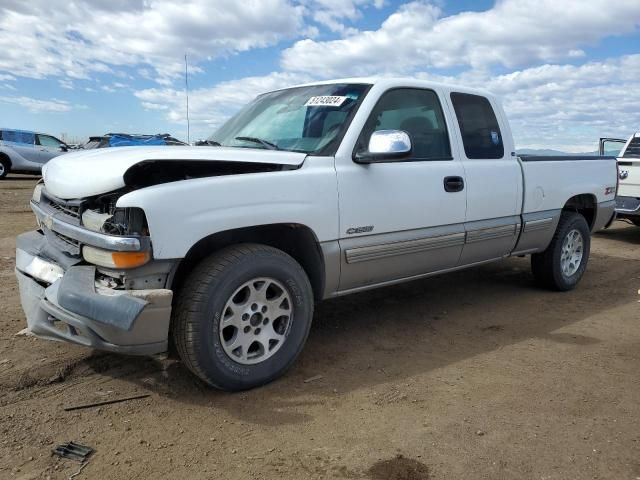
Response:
[60, 144, 69, 152]
[354, 130, 412, 163]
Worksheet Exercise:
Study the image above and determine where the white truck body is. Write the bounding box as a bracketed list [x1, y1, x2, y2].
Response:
[601, 133, 640, 223]
[15, 78, 618, 388]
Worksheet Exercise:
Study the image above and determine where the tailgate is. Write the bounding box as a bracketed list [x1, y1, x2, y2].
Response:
[617, 158, 640, 198]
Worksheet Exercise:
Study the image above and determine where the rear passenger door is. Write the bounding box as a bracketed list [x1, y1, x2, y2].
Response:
[336, 87, 467, 291]
[448, 92, 522, 264]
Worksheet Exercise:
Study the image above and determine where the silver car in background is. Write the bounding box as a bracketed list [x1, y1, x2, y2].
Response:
[0, 129, 69, 179]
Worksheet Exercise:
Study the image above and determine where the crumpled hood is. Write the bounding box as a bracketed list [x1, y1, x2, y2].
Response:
[43, 146, 307, 199]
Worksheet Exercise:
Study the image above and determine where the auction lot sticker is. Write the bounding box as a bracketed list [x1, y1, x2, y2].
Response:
[305, 96, 348, 107]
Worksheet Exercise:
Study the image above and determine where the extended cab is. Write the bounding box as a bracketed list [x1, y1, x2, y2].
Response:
[600, 134, 640, 225]
[16, 78, 617, 390]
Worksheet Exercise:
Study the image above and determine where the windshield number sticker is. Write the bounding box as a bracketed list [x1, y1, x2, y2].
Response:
[305, 96, 348, 107]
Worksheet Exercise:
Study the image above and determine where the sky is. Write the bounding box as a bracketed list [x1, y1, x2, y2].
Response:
[0, 0, 639, 151]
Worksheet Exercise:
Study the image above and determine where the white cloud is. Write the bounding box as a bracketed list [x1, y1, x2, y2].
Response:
[136, 53, 640, 151]
[0, 0, 307, 83]
[100, 83, 128, 93]
[282, 0, 640, 77]
[58, 78, 74, 90]
[416, 55, 640, 151]
[309, 0, 385, 34]
[0, 96, 73, 113]
[135, 71, 311, 139]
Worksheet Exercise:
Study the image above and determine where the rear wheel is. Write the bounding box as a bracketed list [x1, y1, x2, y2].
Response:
[0, 157, 9, 179]
[531, 212, 591, 291]
[172, 244, 314, 391]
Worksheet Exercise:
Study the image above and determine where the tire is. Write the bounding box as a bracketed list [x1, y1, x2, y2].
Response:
[172, 243, 314, 391]
[0, 157, 9, 179]
[531, 212, 591, 291]
[632, 218, 640, 227]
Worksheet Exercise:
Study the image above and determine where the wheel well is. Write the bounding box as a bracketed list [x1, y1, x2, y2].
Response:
[0, 152, 11, 167]
[170, 223, 325, 301]
[562, 194, 596, 229]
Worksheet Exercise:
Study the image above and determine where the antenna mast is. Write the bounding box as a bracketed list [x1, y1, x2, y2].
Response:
[185, 53, 190, 144]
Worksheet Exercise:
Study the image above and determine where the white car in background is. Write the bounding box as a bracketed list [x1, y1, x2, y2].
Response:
[600, 134, 640, 225]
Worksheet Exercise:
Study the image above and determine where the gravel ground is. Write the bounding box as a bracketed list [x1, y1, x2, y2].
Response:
[1, 175, 639, 480]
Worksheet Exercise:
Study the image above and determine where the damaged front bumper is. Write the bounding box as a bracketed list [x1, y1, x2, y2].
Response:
[15, 231, 172, 355]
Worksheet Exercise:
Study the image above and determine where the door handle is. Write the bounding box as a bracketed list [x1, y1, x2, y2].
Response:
[443, 176, 464, 192]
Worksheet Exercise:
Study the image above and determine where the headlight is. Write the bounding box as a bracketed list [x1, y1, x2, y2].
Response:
[32, 183, 44, 203]
[83, 246, 150, 269]
[81, 209, 112, 232]
[81, 207, 148, 236]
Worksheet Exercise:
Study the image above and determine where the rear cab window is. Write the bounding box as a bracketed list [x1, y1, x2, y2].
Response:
[450, 92, 504, 159]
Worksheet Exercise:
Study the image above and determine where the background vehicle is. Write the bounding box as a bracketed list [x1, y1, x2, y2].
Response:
[16, 78, 617, 391]
[0, 128, 68, 179]
[82, 133, 186, 149]
[600, 134, 640, 225]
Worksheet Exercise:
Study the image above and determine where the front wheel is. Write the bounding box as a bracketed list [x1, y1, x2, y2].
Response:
[531, 212, 591, 291]
[172, 244, 314, 391]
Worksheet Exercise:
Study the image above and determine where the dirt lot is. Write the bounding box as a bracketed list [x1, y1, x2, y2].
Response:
[1, 175, 639, 480]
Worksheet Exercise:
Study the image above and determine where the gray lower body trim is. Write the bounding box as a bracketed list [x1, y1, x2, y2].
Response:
[459, 216, 520, 265]
[512, 209, 562, 255]
[333, 256, 504, 297]
[345, 232, 465, 264]
[593, 199, 617, 230]
[338, 223, 465, 291]
[465, 224, 517, 243]
[320, 240, 341, 299]
[523, 217, 554, 232]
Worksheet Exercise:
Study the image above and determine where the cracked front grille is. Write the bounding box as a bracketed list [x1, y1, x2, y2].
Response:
[48, 201, 80, 219]
[41, 190, 84, 225]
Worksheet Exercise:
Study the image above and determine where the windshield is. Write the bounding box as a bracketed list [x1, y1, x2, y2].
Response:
[208, 83, 371, 155]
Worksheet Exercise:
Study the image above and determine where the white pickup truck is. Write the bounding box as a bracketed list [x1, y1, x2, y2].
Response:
[600, 134, 640, 224]
[16, 78, 617, 390]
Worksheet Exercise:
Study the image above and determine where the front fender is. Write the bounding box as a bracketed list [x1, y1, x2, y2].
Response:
[116, 160, 339, 259]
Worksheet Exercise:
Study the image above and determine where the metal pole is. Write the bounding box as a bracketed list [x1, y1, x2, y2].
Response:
[185, 54, 190, 144]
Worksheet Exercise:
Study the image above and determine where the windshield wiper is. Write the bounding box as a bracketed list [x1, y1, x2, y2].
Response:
[235, 136, 279, 150]
[196, 140, 221, 146]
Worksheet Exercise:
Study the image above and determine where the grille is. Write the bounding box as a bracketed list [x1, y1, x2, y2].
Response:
[48, 201, 80, 219]
[53, 231, 80, 248]
[41, 190, 83, 224]
[42, 227, 81, 256]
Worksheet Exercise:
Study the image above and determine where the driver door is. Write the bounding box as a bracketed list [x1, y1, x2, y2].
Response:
[335, 87, 467, 292]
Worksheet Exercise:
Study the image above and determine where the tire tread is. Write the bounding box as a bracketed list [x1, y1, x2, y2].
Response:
[172, 243, 311, 389]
